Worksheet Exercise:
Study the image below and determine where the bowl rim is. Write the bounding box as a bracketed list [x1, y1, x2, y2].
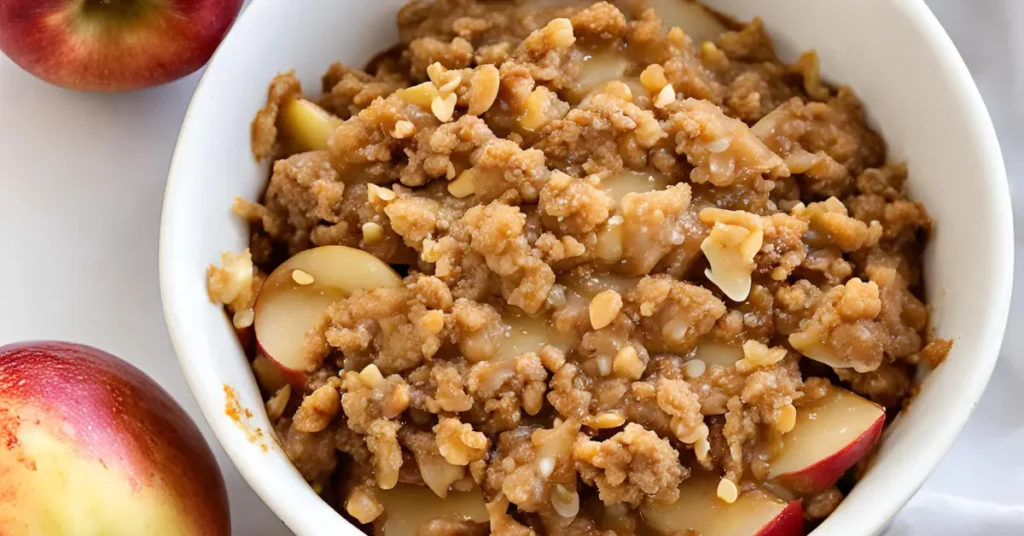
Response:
[159, 0, 1014, 534]
[811, 1, 1013, 533]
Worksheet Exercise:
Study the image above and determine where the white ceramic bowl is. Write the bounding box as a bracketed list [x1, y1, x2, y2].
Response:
[160, 0, 1014, 534]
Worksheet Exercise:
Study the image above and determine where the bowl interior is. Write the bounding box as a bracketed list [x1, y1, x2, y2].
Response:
[160, 0, 1013, 534]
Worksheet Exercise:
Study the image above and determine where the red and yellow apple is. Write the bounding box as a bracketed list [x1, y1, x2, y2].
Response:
[254, 245, 402, 386]
[0, 341, 230, 535]
[0, 0, 242, 92]
[642, 472, 804, 536]
[768, 385, 886, 494]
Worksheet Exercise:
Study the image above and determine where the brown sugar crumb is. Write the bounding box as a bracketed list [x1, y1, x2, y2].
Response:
[619, 184, 693, 275]
[229, 0, 947, 532]
[792, 197, 883, 253]
[539, 171, 613, 236]
[251, 71, 301, 160]
[534, 92, 664, 174]
[407, 36, 475, 80]
[836, 363, 913, 408]
[274, 418, 338, 483]
[366, 419, 403, 489]
[461, 202, 555, 314]
[629, 275, 726, 354]
[320, 63, 407, 119]
[665, 97, 787, 187]
[435, 417, 490, 466]
[261, 151, 345, 254]
[788, 277, 886, 373]
[326, 284, 450, 375]
[424, 362, 474, 413]
[574, 423, 686, 506]
[206, 249, 260, 329]
[292, 384, 341, 433]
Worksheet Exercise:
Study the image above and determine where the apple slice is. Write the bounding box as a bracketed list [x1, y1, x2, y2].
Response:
[767, 386, 885, 494]
[599, 168, 673, 203]
[377, 484, 488, 536]
[559, 269, 641, 301]
[496, 308, 576, 361]
[642, 473, 804, 536]
[253, 246, 402, 385]
[693, 340, 744, 368]
[277, 98, 342, 153]
[645, 0, 729, 45]
[578, 51, 630, 94]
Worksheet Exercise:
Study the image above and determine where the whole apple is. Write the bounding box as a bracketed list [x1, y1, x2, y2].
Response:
[0, 0, 243, 91]
[0, 341, 230, 535]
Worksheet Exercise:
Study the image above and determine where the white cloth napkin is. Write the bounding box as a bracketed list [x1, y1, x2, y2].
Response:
[887, 493, 1024, 535]
[882, 1, 1024, 534]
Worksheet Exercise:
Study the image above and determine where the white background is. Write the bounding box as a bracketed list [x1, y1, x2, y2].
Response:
[0, 1, 1019, 534]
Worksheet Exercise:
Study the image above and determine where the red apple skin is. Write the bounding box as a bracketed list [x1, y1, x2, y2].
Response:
[0, 341, 230, 535]
[756, 500, 805, 536]
[0, 0, 242, 92]
[257, 337, 310, 390]
[235, 324, 256, 358]
[774, 413, 885, 495]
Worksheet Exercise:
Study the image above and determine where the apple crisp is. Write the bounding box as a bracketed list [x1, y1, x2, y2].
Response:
[209, 1, 951, 534]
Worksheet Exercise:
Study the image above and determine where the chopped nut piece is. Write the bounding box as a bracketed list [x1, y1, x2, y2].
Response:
[543, 18, 575, 48]
[265, 384, 291, 422]
[612, 345, 645, 380]
[717, 478, 739, 504]
[538, 457, 555, 478]
[292, 384, 340, 433]
[367, 419, 402, 490]
[588, 412, 626, 429]
[735, 340, 788, 373]
[678, 423, 709, 444]
[777, 403, 797, 434]
[426, 62, 448, 86]
[589, 290, 622, 330]
[391, 120, 416, 139]
[291, 269, 314, 285]
[520, 86, 557, 131]
[206, 249, 256, 329]
[551, 483, 580, 518]
[448, 169, 476, 198]
[683, 359, 706, 378]
[362, 222, 384, 244]
[699, 208, 764, 301]
[396, 81, 441, 108]
[467, 64, 500, 116]
[359, 364, 386, 388]
[438, 76, 461, 95]
[431, 92, 458, 122]
[420, 310, 446, 334]
[345, 487, 383, 524]
[367, 183, 396, 203]
[639, 64, 668, 93]
[694, 438, 711, 463]
[233, 309, 254, 329]
[653, 84, 676, 109]
[435, 417, 489, 465]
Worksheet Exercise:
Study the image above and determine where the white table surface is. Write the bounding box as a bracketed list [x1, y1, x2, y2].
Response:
[0, 1, 1019, 534]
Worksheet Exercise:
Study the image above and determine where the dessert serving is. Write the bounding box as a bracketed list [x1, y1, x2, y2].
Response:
[207, 0, 953, 534]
